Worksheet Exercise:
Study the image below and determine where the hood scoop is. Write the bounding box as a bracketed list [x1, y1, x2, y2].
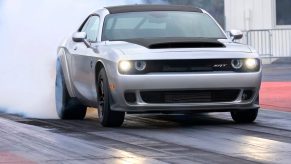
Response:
[149, 42, 225, 49]
[122, 37, 225, 49]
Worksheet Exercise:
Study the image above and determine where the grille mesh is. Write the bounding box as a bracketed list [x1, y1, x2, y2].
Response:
[140, 90, 240, 103]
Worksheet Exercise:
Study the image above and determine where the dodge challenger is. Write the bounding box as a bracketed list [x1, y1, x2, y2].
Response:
[55, 5, 262, 127]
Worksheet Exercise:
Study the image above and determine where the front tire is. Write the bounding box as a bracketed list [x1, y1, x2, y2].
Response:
[97, 68, 125, 127]
[55, 59, 87, 119]
[231, 108, 258, 123]
[231, 96, 259, 123]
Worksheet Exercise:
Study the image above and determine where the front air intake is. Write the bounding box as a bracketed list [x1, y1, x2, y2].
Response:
[149, 42, 225, 49]
[140, 90, 240, 103]
[124, 92, 137, 103]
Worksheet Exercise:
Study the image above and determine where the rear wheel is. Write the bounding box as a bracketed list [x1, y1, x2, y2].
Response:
[55, 59, 87, 119]
[97, 68, 125, 127]
[231, 96, 259, 123]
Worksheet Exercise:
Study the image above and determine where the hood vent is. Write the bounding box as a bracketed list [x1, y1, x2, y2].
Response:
[123, 37, 225, 49]
[149, 42, 225, 49]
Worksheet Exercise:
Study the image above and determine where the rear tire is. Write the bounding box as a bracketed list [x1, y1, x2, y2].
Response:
[97, 68, 125, 127]
[55, 59, 87, 119]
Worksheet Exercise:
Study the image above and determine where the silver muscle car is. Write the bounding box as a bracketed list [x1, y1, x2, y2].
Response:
[55, 5, 262, 127]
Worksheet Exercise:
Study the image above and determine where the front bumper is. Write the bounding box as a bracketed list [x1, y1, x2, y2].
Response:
[109, 71, 262, 112]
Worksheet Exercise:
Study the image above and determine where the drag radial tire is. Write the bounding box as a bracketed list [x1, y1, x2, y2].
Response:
[231, 96, 259, 123]
[97, 68, 125, 127]
[55, 59, 87, 119]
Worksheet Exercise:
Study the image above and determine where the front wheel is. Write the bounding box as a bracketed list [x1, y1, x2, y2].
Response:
[231, 108, 259, 123]
[55, 58, 87, 119]
[231, 95, 260, 123]
[97, 68, 125, 127]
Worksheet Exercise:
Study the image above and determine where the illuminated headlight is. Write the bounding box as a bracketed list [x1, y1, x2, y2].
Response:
[134, 61, 147, 71]
[245, 58, 258, 70]
[231, 59, 243, 69]
[119, 60, 132, 72]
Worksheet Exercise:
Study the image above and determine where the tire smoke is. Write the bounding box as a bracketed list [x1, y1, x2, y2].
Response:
[0, 0, 143, 118]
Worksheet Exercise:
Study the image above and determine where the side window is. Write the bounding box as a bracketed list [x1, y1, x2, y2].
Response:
[81, 16, 100, 42]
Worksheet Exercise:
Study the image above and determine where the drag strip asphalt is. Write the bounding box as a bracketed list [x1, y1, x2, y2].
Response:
[0, 63, 290, 164]
[1, 109, 291, 163]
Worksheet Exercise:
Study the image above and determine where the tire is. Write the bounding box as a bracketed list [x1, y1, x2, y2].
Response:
[97, 68, 125, 127]
[231, 108, 258, 123]
[231, 96, 259, 123]
[55, 59, 87, 119]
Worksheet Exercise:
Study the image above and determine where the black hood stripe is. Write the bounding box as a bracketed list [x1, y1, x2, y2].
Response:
[119, 37, 225, 49]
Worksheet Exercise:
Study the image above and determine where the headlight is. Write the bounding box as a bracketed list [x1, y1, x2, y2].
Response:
[245, 58, 258, 70]
[119, 60, 132, 72]
[134, 61, 147, 71]
[231, 59, 243, 69]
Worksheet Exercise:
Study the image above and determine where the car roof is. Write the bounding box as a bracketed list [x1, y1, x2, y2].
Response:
[105, 4, 202, 14]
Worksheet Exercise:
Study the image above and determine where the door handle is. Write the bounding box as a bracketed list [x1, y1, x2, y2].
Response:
[74, 46, 78, 51]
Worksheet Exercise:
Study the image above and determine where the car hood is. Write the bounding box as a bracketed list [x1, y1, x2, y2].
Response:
[103, 39, 256, 60]
[106, 39, 252, 55]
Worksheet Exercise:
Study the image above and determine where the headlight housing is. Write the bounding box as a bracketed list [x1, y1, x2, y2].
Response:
[245, 58, 259, 70]
[231, 59, 243, 70]
[134, 61, 147, 71]
[119, 60, 132, 73]
[231, 58, 260, 72]
[118, 60, 147, 74]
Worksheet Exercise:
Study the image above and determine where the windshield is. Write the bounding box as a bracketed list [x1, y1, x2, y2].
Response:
[102, 11, 226, 41]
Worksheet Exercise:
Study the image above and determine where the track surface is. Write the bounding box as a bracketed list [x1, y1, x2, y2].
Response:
[1, 110, 291, 164]
[260, 64, 291, 112]
[260, 82, 291, 111]
[0, 64, 290, 164]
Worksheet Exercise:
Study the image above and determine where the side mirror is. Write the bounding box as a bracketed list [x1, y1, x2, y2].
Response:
[72, 32, 87, 42]
[72, 32, 91, 47]
[229, 30, 243, 41]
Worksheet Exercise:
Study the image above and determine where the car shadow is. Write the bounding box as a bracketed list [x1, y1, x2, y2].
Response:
[121, 113, 235, 130]
[1, 109, 255, 133]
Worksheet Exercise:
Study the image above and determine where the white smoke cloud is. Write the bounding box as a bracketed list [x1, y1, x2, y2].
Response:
[0, 0, 144, 118]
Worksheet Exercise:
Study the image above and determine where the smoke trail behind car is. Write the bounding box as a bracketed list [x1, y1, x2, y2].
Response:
[0, 0, 143, 118]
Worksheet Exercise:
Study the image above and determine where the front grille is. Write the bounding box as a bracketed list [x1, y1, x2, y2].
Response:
[125, 59, 236, 75]
[140, 90, 240, 103]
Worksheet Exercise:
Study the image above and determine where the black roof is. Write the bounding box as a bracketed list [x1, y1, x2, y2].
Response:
[105, 5, 202, 14]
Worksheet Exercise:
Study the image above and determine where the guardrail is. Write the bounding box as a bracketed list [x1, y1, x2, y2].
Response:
[241, 29, 291, 58]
